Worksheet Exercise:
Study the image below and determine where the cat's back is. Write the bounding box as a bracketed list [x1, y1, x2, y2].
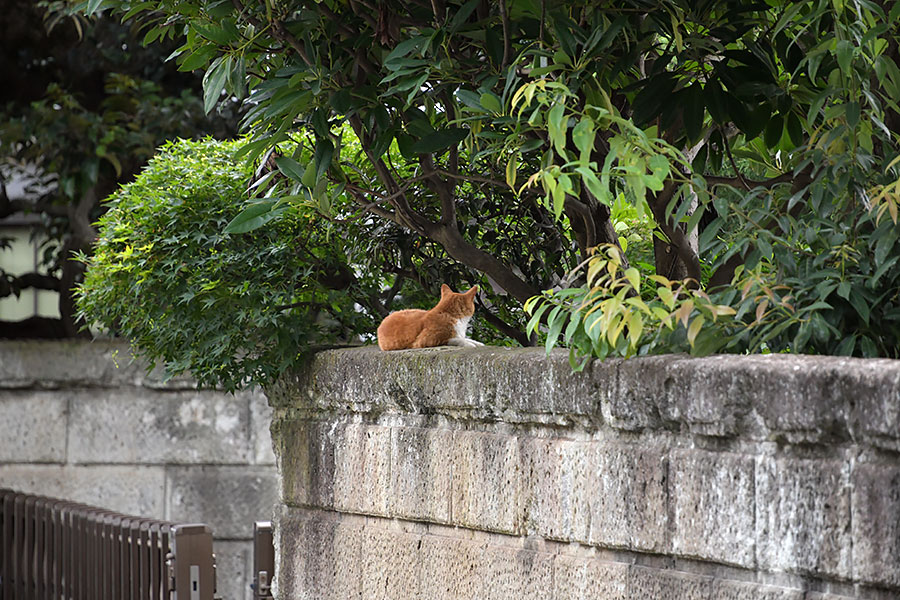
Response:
[377, 309, 428, 350]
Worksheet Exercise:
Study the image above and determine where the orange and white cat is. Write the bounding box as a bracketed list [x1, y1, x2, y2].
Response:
[377, 284, 485, 350]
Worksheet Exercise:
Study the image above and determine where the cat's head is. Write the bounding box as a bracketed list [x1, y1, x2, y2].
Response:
[439, 284, 478, 316]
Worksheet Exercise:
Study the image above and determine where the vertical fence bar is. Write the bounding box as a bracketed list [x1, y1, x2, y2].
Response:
[33, 498, 45, 600]
[138, 521, 151, 600]
[13, 495, 24, 600]
[0, 491, 11, 600]
[49, 501, 62, 600]
[149, 523, 160, 600]
[24, 496, 35, 600]
[253, 521, 275, 600]
[128, 519, 141, 600]
[160, 524, 172, 600]
[171, 524, 216, 600]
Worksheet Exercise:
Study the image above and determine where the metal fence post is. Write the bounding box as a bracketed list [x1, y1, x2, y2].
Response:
[252, 521, 274, 600]
[169, 524, 216, 600]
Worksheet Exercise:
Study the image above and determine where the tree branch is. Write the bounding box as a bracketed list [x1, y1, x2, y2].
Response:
[705, 172, 795, 191]
[498, 0, 512, 69]
[648, 182, 702, 283]
[478, 302, 531, 346]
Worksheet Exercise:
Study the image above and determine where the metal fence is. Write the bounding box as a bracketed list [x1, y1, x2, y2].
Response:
[0, 488, 216, 600]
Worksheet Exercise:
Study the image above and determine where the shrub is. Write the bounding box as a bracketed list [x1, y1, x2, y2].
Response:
[76, 138, 380, 390]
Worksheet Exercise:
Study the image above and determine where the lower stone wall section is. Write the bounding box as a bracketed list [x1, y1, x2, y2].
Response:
[277, 508, 864, 600]
[270, 347, 900, 600]
[0, 340, 279, 600]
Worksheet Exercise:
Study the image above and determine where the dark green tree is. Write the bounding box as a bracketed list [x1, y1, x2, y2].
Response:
[74, 0, 900, 386]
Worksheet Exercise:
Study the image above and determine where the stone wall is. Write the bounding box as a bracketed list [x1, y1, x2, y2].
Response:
[0, 340, 279, 600]
[268, 346, 900, 600]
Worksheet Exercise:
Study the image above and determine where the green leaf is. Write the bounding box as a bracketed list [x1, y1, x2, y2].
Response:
[385, 36, 426, 64]
[545, 305, 566, 353]
[314, 139, 334, 180]
[845, 101, 860, 128]
[785, 112, 803, 146]
[682, 84, 705, 143]
[547, 102, 567, 157]
[506, 153, 518, 190]
[456, 90, 483, 111]
[301, 162, 317, 188]
[179, 45, 217, 71]
[705, 80, 729, 124]
[848, 290, 871, 325]
[410, 128, 468, 154]
[835, 39, 854, 74]
[274, 156, 305, 182]
[764, 114, 783, 148]
[224, 200, 285, 234]
[571, 117, 596, 165]
[202, 58, 228, 114]
[575, 166, 608, 205]
[448, 0, 479, 32]
[480, 92, 502, 114]
[330, 90, 352, 113]
[687, 314, 705, 347]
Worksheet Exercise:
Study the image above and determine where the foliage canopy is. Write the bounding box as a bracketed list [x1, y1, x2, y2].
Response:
[74, 0, 900, 385]
[0, 1, 235, 337]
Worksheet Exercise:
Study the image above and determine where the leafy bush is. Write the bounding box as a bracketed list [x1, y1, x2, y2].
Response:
[76, 138, 380, 390]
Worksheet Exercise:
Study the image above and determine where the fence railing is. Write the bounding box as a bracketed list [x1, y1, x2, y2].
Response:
[0, 488, 216, 600]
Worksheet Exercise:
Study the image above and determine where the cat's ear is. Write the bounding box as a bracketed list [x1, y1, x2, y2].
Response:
[440, 283, 452, 296]
[466, 285, 478, 296]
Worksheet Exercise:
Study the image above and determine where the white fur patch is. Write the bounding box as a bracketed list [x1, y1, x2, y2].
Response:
[454, 316, 471, 339]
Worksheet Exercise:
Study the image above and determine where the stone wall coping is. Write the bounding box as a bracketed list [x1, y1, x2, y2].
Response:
[268, 346, 900, 449]
[0, 339, 202, 390]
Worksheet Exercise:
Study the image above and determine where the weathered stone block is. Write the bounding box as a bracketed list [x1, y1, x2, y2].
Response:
[803, 592, 862, 600]
[729, 356, 851, 444]
[451, 431, 522, 534]
[419, 535, 487, 600]
[522, 438, 590, 542]
[68, 389, 252, 464]
[213, 540, 251, 600]
[360, 527, 422, 600]
[626, 565, 713, 599]
[248, 388, 276, 465]
[276, 419, 336, 508]
[552, 555, 628, 600]
[845, 360, 900, 451]
[330, 521, 364, 599]
[0, 464, 165, 517]
[0, 340, 140, 388]
[333, 424, 392, 515]
[659, 355, 752, 437]
[480, 545, 553, 600]
[602, 356, 668, 431]
[755, 458, 851, 578]
[277, 514, 339, 600]
[589, 443, 668, 552]
[0, 392, 67, 462]
[166, 466, 279, 538]
[275, 511, 364, 600]
[711, 580, 804, 599]
[851, 462, 900, 588]
[391, 427, 452, 523]
[670, 450, 756, 567]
